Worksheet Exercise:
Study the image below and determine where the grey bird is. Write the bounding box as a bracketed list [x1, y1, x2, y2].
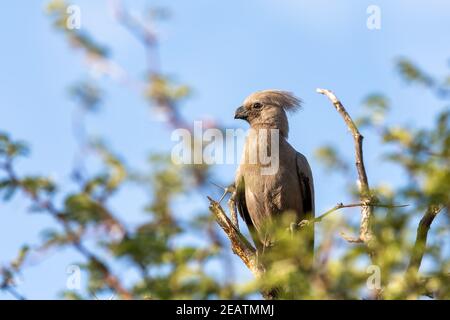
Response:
[233, 90, 315, 267]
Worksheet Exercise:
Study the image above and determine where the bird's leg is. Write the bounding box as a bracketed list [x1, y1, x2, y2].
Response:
[228, 187, 239, 230]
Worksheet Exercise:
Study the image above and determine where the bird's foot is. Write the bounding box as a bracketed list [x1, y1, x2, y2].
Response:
[298, 219, 310, 228]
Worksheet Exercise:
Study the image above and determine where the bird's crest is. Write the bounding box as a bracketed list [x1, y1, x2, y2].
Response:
[244, 90, 302, 112]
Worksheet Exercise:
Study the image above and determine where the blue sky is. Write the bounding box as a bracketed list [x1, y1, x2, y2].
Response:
[0, 0, 449, 299]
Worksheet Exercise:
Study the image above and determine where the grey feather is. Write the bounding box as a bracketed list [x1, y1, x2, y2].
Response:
[234, 89, 315, 267]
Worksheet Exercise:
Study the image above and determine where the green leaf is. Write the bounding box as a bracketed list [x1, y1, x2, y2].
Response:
[64, 193, 106, 224]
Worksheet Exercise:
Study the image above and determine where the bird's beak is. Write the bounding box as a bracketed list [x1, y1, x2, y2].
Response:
[234, 106, 248, 120]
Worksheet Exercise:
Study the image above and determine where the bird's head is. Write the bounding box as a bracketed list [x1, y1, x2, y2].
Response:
[234, 90, 301, 138]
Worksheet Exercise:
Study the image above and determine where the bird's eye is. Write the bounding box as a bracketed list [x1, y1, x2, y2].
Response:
[253, 102, 263, 109]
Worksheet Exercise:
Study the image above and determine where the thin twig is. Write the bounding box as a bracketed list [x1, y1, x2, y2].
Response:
[0, 269, 26, 300]
[299, 202, 408, 228]
[406, 205, 443, 276]
[1, 285, 26, 300]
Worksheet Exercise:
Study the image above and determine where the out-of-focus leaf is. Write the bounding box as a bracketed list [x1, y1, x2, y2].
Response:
[69, 81, 102, 111]
[397, 58, 433, 87]
[21, 176, 56, 196]
[314, 146, 348, 172]
[64, 193, 107, 224]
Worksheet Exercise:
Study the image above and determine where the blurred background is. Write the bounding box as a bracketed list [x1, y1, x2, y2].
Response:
[0, 0, 449, 299]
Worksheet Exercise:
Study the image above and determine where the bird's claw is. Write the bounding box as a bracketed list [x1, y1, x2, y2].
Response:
[298, 220, 310, 228]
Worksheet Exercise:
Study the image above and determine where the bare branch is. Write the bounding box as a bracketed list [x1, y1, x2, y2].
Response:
[208, 197, 281, 299]
[207, 197, 262, 277]
[317, 88, 375, 245]
[227, 188, 239, 229]
[317, 88, 382, 299]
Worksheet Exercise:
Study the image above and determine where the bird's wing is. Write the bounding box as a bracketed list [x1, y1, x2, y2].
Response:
[235, 175, 262, 250]
[296, 152, 315, 219]
[296, 152, 315, 260]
